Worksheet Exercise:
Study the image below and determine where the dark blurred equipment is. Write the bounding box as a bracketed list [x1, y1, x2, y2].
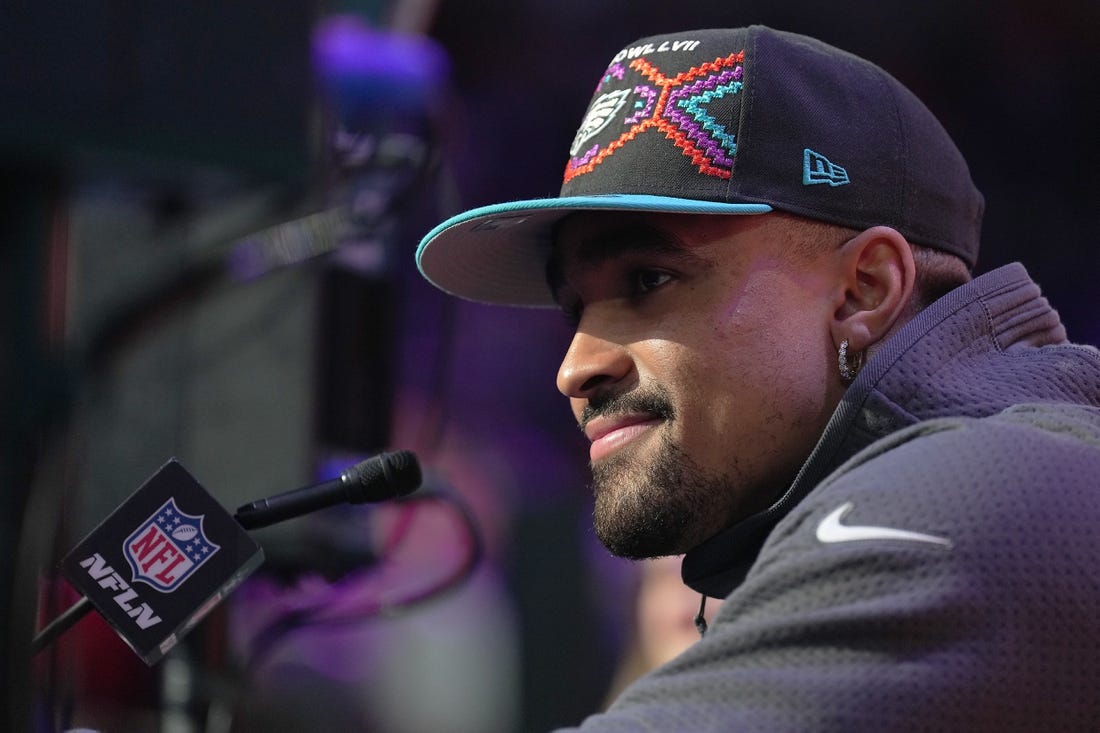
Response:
[2, 4, 322, 725]
[1, 1, 463, 730]
[0, 1, 316, 181]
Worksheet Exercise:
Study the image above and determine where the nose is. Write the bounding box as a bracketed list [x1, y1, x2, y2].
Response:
[556, 328, 635, 399]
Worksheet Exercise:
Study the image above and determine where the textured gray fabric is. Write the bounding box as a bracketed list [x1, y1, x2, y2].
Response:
[561, 263, 1100, 731]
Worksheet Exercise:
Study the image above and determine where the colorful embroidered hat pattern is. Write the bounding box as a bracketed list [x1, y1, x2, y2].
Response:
[417, 26, 984, 306]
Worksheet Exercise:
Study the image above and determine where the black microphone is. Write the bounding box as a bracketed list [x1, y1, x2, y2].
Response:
[233, 450, 421, 530]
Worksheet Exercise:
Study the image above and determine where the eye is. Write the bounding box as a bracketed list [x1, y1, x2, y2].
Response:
[633, 268, 672, 294]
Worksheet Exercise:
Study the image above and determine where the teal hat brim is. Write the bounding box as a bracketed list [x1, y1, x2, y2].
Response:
[416, 193, 772, 307]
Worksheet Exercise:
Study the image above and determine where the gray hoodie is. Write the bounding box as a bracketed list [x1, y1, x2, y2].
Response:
[566, 263, 1100, 730]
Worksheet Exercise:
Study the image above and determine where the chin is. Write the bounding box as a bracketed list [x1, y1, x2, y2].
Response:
[590, 433, 741, 559]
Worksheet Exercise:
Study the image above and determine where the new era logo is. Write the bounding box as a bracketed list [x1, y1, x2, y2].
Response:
[803, 149, 849, 187]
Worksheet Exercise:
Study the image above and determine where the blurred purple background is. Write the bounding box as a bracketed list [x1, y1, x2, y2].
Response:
[4, 1, 1097, 730]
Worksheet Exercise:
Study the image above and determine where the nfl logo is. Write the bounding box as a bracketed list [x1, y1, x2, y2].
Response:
[123, 498, 220, 592]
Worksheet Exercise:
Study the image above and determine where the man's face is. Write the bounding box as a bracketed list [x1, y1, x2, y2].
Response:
[550, 211, 844, 559]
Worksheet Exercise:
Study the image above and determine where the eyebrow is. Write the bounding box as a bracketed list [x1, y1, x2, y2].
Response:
[545, 222, 708, 301]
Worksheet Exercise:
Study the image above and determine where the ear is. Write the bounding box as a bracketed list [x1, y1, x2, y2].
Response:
[829, 226, 916, 352]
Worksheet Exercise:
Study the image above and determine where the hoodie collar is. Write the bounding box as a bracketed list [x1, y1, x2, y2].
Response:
[682, 263, 1095, 597]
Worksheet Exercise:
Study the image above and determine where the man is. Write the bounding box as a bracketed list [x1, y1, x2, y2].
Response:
[417, 26, 1100, 730]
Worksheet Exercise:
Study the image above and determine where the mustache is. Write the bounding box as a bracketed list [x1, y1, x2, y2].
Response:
[579, 387, 675, 430]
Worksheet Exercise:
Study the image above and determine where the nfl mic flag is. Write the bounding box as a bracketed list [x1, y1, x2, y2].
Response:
[60, 459, 263, 665]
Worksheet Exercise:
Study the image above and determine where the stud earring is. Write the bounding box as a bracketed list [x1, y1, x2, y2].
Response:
[838, 339, 864, 383]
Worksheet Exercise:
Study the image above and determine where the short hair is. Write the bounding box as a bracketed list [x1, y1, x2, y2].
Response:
[907, 242, 972, 314]
[776, 214, 971, 316]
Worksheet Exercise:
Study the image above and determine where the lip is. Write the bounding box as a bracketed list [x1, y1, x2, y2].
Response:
[584, 413, 662, 462]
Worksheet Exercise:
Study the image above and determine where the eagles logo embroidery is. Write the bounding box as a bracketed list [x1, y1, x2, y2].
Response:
[569, 89, 631, 157]
[564, 52, 746, 184]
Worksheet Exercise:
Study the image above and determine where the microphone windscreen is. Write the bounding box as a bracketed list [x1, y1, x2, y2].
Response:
[344, 450, 422, 503]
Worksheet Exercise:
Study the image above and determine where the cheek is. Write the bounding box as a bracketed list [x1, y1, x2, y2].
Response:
[710, 271, 831, 382]
[687, 285, 832, 445]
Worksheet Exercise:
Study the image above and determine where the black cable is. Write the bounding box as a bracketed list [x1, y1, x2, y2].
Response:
[693, 594, 709, 636]
[212, 487, 483, 730]
[244, 488, 483, 671]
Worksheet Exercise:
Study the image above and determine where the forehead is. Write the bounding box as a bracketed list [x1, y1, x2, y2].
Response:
[546, 211, 769, 290]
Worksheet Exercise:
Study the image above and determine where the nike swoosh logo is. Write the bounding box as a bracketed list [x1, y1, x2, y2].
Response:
[816, 502, 952, 548]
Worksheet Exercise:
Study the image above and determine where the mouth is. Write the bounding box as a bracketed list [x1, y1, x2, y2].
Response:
[583, 413, 664, 462]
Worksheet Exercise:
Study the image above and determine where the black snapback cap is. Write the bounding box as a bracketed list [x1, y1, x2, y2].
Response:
[417, 26, 984, 306]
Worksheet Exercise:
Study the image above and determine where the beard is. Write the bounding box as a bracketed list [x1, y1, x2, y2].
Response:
[583, 388, 735, 559]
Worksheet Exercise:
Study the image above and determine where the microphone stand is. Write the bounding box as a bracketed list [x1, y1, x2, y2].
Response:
[30, 596, 93, 655]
